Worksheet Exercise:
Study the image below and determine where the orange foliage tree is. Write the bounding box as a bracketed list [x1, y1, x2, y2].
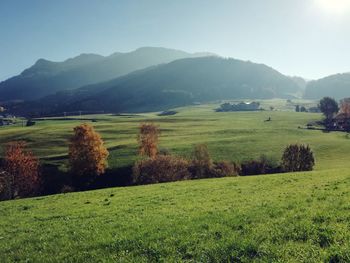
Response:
[138, 123, 160, 159]
[68, 123, 109, 187]
[3, 141, 40, 199]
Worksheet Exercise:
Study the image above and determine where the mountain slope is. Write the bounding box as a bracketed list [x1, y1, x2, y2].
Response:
[304, 73, 350, 99]
[9, 56, 301, 116]
[0, 47, 210, 101]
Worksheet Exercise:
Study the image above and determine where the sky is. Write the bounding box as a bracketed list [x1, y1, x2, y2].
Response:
[0, 0, 350, 81]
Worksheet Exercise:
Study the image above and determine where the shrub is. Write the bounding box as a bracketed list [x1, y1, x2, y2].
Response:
[190, 144, 213, 179]
[68, 123, 109, 188]
[241, 155, 281, 176]
[158, 147, 171, 156]
[26, 119, 36, 126]
[132, 155, 190, 185]
[61, 185, 75, 193]
[282, 144, 315, 172]
[3, 141, 40, 199]
[300, 106, 307, 112]
[138, 123, 160, 159]
[0, 170, 12, 201]
[211, 161, 241, 177]
[40, 164, 71, 195]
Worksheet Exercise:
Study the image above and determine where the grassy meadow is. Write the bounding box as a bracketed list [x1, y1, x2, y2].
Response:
[1, 99, 350, 262]
[0, 99, 346, 171]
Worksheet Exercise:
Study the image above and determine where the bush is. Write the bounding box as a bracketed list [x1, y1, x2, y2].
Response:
[158, 147, 171, 156]
[211, 161, 241, 177]
[0, 170, 12, 201]
[190, 144, 213, 179]
[61, 185, 75, 193]
[26, 119, 36, 126]
[282, 144, 315, 172]
[40, 164, 71, 195]
[241, 155, 281, 176]
[132, 155, 191, 185]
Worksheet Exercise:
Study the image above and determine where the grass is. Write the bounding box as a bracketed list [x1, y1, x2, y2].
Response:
[0, 100, 346, 170]
[1, 169, 350, 262]
[1, 99, 350, 262]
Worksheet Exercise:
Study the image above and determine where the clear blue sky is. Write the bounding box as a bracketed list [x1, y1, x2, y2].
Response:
[1, 0, 350, 81]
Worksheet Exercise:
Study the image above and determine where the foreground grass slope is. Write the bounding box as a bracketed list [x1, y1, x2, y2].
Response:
[1, 169, 350, 262]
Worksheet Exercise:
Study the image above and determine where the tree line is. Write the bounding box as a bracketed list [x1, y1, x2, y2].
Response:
[0, 122, 315, 201]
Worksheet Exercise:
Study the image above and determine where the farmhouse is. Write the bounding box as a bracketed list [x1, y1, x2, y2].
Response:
[334, 113, 350, 131]
[217, 101, 261, 112]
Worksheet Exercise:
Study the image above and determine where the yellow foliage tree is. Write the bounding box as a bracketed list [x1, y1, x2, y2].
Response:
[138, 123, 160, 159]
[68, 123, 109, 187]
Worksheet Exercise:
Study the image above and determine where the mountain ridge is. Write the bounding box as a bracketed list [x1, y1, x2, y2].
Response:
[8, 56, 302, 116]
[0, 47, 214, 102]
[304, 72, 350, 99]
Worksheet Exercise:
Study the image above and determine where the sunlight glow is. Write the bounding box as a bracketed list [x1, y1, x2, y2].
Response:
[315, 0, 350, 16]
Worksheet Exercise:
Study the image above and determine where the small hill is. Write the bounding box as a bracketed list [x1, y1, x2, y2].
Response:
[0, 47, 210, 101]
[13, 56, 300, 116]
[304, 73, 350, 99]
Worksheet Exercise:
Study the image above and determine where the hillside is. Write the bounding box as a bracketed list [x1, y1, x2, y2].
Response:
[304, 73, 350, 99]
[1, 102, 350, 261]
[11, 57, 301, 116]
[1, 168, 350, 262]
[0, 47, 210, 101]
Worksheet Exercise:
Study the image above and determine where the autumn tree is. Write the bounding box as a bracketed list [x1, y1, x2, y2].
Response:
[339, 98, 350, 117]
[68, 123, 109, 188]
[138, 123, 160, 159]
[319, 97, 339, 122]
[282, 144, 315, 172]
[2, 141, 40, 199]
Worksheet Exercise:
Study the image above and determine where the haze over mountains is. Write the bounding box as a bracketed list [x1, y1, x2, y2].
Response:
[14, 56, 302, 115]
[304, 73, 350, 99]
[0, 47, 213, 101]
[1, 47, 349, 116]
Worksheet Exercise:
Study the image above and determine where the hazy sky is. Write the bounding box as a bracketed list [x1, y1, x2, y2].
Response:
[1, 0, 350, 81]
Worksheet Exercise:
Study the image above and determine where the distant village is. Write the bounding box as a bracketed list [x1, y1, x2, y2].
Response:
[0, 106, 16, 127]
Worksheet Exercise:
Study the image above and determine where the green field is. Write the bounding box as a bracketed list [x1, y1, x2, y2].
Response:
[1, 100, 350, 262]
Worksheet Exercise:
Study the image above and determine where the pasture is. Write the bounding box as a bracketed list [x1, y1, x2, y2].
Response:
[1, 99, 350, 262]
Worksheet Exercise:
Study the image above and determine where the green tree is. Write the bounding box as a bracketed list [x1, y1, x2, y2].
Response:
[282, 144, 315, 172]
[319, 97, 339, 121]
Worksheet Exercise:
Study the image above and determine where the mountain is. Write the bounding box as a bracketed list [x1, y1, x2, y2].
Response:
[11, 56, 301, 116]
[0, 47, 212, 101]
[289, 76, 307, 90]
[304, 73, 350, 99]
